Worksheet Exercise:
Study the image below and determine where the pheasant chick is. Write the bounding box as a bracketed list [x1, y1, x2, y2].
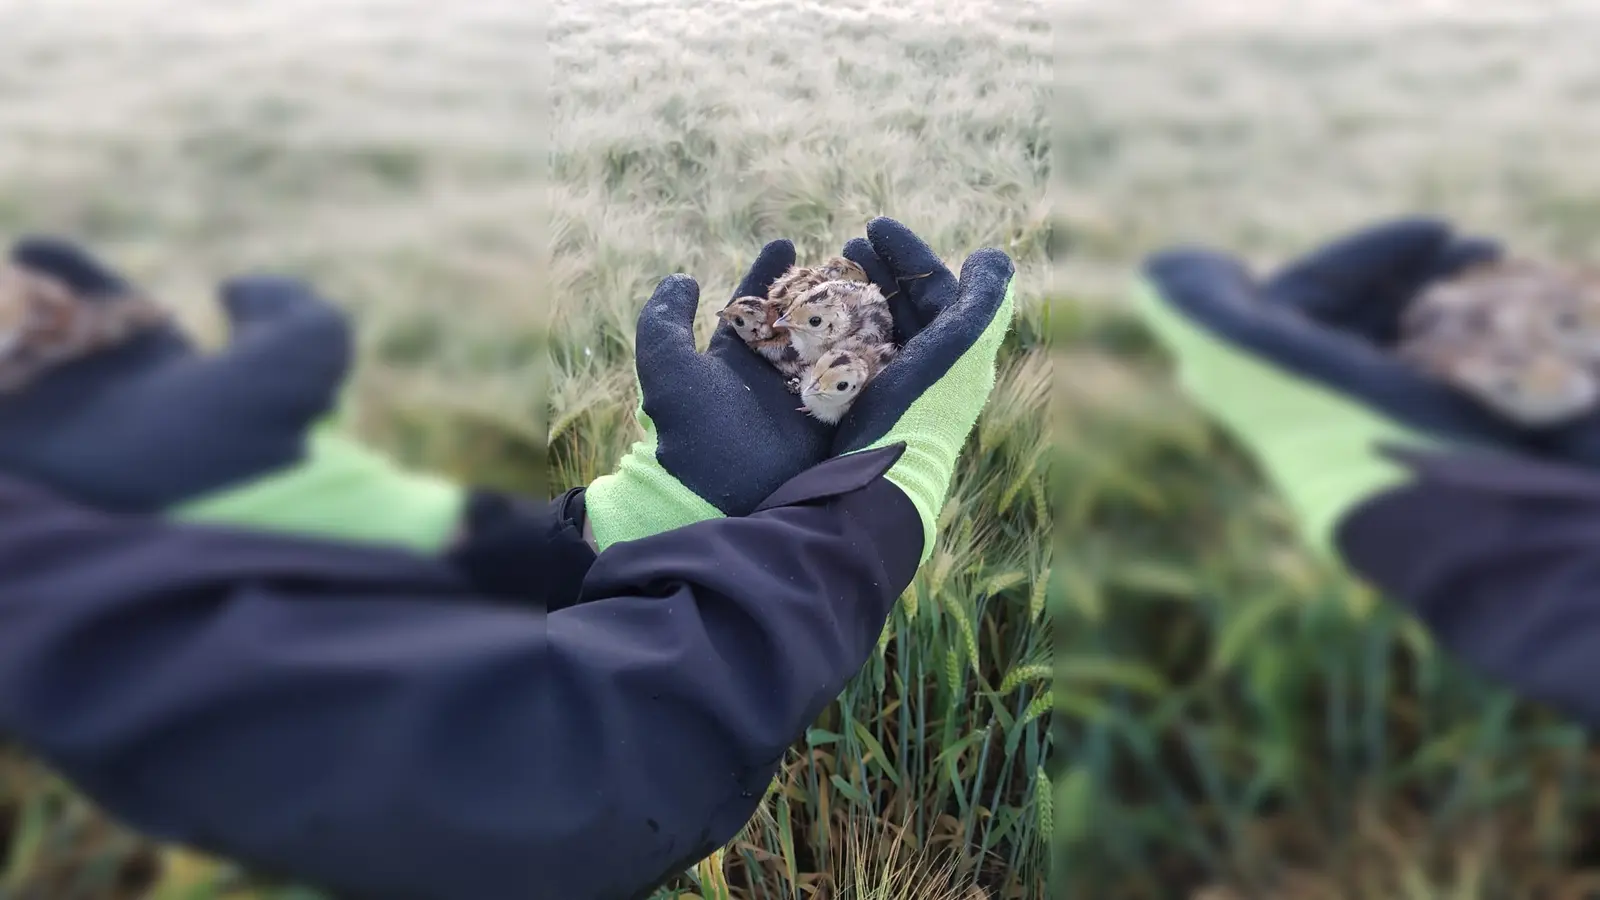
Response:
[1403, 336, 1600, 427]
[0, 263, 170, 393]
[1535, 272, 1600, 366]
[1404, 258, 1600, 365]
[776, 280, 895, 367]
[766, 256, 870, 308]
[799, 341, 898, 425]
[719, 294, 806, 389]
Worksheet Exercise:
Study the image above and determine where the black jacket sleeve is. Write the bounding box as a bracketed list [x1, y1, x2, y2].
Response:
[0, 444, 920, 900]
[446, 485, 597, 613]
[1338, 447, 1600, 730]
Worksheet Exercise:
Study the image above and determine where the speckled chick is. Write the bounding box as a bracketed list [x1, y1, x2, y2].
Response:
[719, 294, 806, 389]
[766, 256, 870, 309]
[799, 339, 898, 424]
[775, 280, 895, 368]
[1402, 258, 1599, 351]
[1399, 332, 1600, 427]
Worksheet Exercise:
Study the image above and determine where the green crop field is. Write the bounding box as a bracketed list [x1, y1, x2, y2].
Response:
[5, 0, 1600, 898]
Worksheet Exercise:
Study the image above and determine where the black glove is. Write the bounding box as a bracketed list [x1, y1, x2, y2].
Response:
[1143, 217, 1600, 465]
[826, 217, 1018, 561]
[0, 238, 348, 511]
[0, 237, 469, 553]
[1134, 216, 1600, 559]
[582, 237, 889, 550]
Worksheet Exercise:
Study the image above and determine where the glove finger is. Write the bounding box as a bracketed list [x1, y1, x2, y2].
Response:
[844, 236, 919, 346]
[217, 277, 350, 378]
[1279, 220, 1504, 346]
[9, 236, 133, 299]
[1263, 217, 1466, 339]
[1428, 235, 1503, 281]
[842, 237, 899, 299]
[179, 276, 353, 427]
[1537, 418, 1600, 467]
[1266, 216, 1456, 300]
[635, 274, 705, 401]
[219, 275, 341, 338]
[729, 239, 796, 302]
[834, 247, 1014, 452]
[1141, 246, 1527, 449]
[866, 216, 958, 328]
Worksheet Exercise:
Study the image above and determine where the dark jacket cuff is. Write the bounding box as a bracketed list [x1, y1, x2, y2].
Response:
[447, 487, 596, 612]
[750, 442, 920, 589]
[447, 444, 914, 618]
[1337, 446, 1600, 729]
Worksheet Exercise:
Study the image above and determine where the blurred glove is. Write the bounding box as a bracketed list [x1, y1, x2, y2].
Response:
[1133, 216, 1600, 556]
[829, 217, 1018, 562]
[0, 238, 465, 552]
[584, 239, 893, 550]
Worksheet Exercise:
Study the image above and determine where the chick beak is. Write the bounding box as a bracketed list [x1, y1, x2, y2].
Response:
[774, 312, 791, 328]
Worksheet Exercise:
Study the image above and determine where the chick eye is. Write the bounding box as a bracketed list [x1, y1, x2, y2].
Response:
[836, 381, 850, 391]
[734, 316, 745, 327]
[809, 316, 822, 327]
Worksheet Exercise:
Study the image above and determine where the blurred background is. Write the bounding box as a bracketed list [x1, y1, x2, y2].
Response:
[1051, 1, 1600, 898]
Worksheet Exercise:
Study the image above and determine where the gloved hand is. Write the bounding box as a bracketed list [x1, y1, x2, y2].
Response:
[829, 217, 1018, 561]
[1133, 216, 1600, 557]
[583, 238, 898, 551]
[0, 238, 465, 552]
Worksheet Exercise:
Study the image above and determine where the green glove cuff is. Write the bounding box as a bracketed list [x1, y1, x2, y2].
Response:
[170, 426, 467, 554]
[581, 406, 725, 552]
[1132, 277, 1442, 556]
[852, 279, 1018, 563]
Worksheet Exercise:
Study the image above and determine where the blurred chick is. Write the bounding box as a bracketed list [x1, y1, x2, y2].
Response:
[799, 340, 898, 424]
[1399, 333, 1599, 427]
[1537, 268, 1600, 366]
[1396, 257, 1600, 426]
[1402, 258, 1600, 351]
[0, 262, 170, 393]
[775, 279, 895, 368]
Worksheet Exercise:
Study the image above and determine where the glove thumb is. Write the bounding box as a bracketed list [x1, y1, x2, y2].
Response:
[182, 276, 352, 432]
[634, 273, 703, 400]
[9, 236, 133, 299]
